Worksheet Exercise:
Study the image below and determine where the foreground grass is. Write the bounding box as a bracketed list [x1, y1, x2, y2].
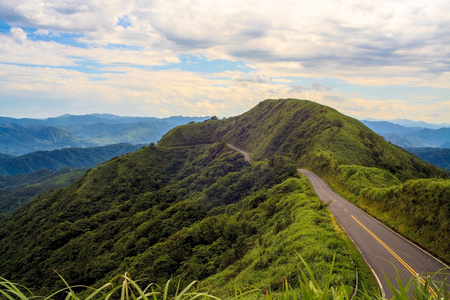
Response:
[1, 256, 448, 300]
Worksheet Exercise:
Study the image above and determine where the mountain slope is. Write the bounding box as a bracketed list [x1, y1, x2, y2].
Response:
[0, 168, 86, 215]
[0, 143, 142, 175]
[0, 142, 357, 296]
[160, 98, 449, 261]
[160, 98, 446, 180]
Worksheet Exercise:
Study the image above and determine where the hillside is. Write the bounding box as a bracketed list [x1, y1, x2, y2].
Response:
[406, 147, 450, 171]
[0, 142, 359, 296]
[159, 98, 449, 261]
[0, 143, 142, 175]
[0, 98, 448, 296]
[0, 168, 87, 215]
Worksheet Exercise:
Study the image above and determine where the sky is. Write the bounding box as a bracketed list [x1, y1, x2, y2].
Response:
[0, 0, 449, 123]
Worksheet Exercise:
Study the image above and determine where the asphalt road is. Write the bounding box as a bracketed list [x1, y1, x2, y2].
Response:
[226, 144, 449, 298]
[298, 168, 449, 299]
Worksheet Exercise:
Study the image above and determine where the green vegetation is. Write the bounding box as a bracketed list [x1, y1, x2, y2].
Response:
[1, 258, 447, 300]
[0, 142, 358, 297]
[0, 168, 86, 215]
[1, 98, 448, 298]
[0, 143, 142, 175]
[329, 166, 450, 261]
[161, 98, 449, 263]
[407, 147, 450, 171]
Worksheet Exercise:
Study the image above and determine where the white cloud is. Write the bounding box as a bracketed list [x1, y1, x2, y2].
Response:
[0, 0, 449, 122]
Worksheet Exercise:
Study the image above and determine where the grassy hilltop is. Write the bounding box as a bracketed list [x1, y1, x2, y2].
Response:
[0, 98, 448, 297]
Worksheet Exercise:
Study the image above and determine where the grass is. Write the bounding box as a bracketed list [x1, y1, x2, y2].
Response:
[1, 256, 447, 300]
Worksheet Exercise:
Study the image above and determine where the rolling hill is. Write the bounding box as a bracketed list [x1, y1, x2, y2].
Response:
[0, 98, 448, 296]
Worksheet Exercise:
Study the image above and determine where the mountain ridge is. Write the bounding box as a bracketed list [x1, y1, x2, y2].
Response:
[160, 99, 447, 180]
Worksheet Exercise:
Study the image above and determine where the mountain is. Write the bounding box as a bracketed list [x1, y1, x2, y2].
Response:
[0, 99, 447, 296]
[160, 99, 445, 180]
[412, 128, 450, 147]
[0, 114, 208, 126]
[0, 143, 143, 175]
[0, 115, 209, 155]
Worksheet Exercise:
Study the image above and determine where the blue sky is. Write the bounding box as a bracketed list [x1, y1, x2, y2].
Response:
[0, 0, 449, 123]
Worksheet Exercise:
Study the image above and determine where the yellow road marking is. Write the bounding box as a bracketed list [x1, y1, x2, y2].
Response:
[344, 209, 348, 213]
[351, 215, 430, 286]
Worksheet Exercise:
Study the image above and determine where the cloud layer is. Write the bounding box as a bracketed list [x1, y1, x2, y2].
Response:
[0, 0, 449, 122]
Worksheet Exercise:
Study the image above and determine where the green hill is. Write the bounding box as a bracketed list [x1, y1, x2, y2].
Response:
[0, 98, 448, 296]
[160, 99, 446, 180]
[0, 142, 359, 296]
[160, 98, 449, 261]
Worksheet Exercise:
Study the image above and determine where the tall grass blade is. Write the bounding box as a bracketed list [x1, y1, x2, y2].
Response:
[174, 280, 197, 300]
[163, 278, 172, 300]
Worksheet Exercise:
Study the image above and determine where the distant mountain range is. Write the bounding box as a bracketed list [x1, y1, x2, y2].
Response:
[361, 120, 450, 171]
[0, 114, 209, 156]
[361, 119, 450, 148]
[0, 143, 143, 175]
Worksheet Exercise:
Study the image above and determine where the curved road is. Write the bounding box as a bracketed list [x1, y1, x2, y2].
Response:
[226, 145, 448, 298]
[227, 144, 251, 162]
[299, 169, 449, 299]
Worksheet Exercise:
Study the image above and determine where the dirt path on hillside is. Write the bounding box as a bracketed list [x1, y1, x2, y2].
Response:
[227, 144, 250, 162]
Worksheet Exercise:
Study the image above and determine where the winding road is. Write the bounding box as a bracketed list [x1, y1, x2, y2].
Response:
[227, 144, 449, 298]
[298, 169, 448, 299]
